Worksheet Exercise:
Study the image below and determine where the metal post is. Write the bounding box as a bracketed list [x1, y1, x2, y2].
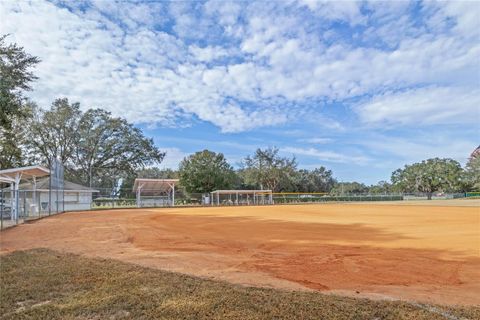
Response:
[32, 176, 37, 216]
[236, 192, 238, 205]
[10, 183, 14, 222]
[136, 186, 142, 208]
[14, 172, 21, 223]
[48, 172, 52, 216]
[56, 183, 59, 214]
[172, 183, 175, 207]
[23, 191, 26, 219]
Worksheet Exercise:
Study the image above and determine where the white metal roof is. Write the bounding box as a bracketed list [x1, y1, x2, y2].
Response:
[0, 165, 50, 180]
[0, 176, 15, 183]
[133, 178, 179, 194]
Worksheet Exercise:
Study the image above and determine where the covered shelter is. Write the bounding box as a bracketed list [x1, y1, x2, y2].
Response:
[0, 165, 50, 222]
[210, 190, 273, 206]
[133, 178, 179, 207]
[3, 178, 99, 213]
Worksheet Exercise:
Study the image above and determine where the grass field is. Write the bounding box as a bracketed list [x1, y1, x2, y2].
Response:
[1, 200, 479, 318]
[1, 249, 480, 320]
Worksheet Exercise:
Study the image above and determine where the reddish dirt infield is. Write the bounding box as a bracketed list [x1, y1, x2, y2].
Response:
[1, 202, 479, 306]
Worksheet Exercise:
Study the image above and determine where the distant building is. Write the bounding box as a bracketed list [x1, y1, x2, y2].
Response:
[471, 145, 480, 160]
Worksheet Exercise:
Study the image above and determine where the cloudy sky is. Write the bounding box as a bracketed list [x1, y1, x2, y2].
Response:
[2, 0, 479, 183]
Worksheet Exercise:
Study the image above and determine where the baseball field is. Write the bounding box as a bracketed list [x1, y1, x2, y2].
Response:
[1, 200, 479, 318]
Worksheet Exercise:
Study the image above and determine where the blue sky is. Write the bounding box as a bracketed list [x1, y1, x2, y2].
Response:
[2, 0, 479, 184]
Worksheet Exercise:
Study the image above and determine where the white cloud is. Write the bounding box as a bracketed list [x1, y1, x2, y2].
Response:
[158, 147, 187, 169]
[281, 147, 369, 164]
[299, 138, 333, 144]
[1, 0, 478, 133]
[355, 86, 480, 126]
[298, 0, 365, 25]
[358, 135, 477, 165]
[189, 45, 229, 62]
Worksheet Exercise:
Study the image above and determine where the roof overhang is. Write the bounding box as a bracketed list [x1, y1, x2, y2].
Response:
[35, 188, 99, 193]
[0, 165, 50, 180]
[0, 176, 15, 183]
[133, 178, 179, 195]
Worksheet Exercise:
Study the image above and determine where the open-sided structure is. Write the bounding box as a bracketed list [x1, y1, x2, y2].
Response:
[0, 165, 50, 223]
[4, 178, 99, 212]
[210, 190, 273, 206]
[133, 178, 179, 207]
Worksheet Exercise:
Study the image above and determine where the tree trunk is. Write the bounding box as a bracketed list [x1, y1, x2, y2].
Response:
[427, 193, 432, 200]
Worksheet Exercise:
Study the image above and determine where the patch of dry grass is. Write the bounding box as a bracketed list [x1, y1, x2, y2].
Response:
[1, 249, 478, 319]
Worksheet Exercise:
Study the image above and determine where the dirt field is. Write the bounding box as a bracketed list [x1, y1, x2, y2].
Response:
[1, 201, 479, 306]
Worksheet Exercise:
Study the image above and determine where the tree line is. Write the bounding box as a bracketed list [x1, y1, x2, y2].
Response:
[166, 149, 479, 198]
[1, 35, 478, 197]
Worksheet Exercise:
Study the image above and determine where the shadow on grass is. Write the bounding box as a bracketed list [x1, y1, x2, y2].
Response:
[1, 249, 479, 320]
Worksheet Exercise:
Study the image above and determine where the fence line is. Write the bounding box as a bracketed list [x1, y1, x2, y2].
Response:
[1, 188, 477, 230]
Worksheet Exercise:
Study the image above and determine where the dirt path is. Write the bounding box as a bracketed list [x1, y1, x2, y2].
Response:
[1, 203, 479, 306]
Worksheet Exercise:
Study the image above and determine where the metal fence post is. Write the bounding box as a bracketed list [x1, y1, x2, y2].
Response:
[16, 189, 19, 225]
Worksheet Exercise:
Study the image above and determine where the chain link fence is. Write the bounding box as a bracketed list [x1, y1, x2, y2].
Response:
[0, 188, 65, 230]
[91, 188, 205, 209]
[1, 187, 477, 230]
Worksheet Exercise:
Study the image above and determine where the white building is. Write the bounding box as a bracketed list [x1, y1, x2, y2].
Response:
[2, 177, 98, 217]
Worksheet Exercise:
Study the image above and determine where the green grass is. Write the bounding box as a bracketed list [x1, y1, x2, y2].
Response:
[1, 249, 478, 320]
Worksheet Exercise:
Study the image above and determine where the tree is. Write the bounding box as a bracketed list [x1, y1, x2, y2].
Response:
[0, 102, 34, 168]
[293, 168, 336, 193]
[28, 98, 82, 167]
[330, 182, 368, 195]
[368, 180, 393, 194]
[28, 99, 165, 189]
[135, 167, 178, 179]
[242, 147, 297, 192]
[391, 158, 464, 199]
[0, 35, 40, 128]
[0, 35, 40, 168]
[465, 157, 480, 191]
[179, 150, 235, 194]
[72, 108, 165, 188]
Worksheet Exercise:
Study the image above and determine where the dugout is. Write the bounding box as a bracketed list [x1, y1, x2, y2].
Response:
[133, 178, 179, 207]
[0, 165, 51, 225]
[210, 190, 273, 206]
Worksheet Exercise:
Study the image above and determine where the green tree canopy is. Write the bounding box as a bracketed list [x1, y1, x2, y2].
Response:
[293, 168, 336, 193]
[72, 108, 165, 188]
[391, 158, 464, 199]
[28, 98, 82, 167]
[0, 102, 34, 168]
[330, 181, 368, 195]
[464, 157, 480, 191]
[368, 180, 393, 194]
[0, 34, 40, 129]
[242, 147, 297, 192]
[179, 150, 235, 194]
[135, 167, 179, 179]
[28, 98, 165, 189]
[0, 35, 40, 169]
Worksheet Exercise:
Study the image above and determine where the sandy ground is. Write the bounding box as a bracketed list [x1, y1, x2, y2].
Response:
[1, 201, 479, 306]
